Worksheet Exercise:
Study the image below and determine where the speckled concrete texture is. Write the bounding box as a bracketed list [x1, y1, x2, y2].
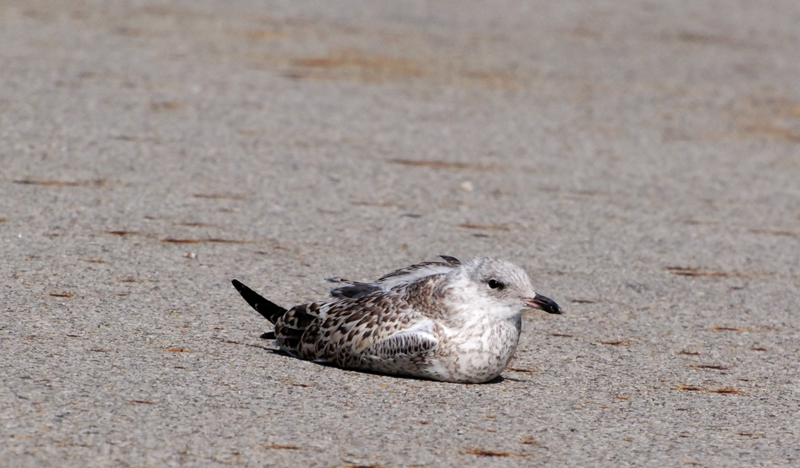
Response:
[1, 1, 799, 466]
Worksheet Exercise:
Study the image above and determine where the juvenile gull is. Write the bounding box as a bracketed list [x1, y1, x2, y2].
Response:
[231, 256, 561, 383]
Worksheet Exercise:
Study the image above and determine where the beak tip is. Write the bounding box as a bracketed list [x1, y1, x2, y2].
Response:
[525, 294, 563, 315]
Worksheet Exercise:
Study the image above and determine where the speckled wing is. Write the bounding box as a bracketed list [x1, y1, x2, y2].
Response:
[327, 255, 460, 299]
[369, 327, 438, 359]
[275, 283, 443, 371]
[376, 255, 460, 283]
[325, 279, 382, 299]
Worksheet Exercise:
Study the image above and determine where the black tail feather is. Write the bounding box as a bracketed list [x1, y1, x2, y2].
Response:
[231, 279, 287, 324]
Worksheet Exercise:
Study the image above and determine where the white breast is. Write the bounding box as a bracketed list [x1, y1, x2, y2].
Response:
[425, 314, 522, 383]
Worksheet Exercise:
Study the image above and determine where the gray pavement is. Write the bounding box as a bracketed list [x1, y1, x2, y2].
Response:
[2, 0, 799, 466]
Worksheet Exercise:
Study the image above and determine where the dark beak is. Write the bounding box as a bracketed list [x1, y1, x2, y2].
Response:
[523, 294, 562, 314]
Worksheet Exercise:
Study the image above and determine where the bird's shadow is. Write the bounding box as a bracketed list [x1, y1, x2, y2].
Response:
[254, 333, 508, 385]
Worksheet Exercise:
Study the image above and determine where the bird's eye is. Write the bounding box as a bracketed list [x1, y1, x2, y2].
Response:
[488, 279, 504, 290]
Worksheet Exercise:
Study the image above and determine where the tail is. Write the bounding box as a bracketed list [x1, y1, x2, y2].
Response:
[231, 279, 288, 325]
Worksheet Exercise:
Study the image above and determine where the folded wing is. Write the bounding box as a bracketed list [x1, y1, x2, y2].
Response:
[276, 284, 443, 371]
[327, 255, 460, 299]
[370, 328, 438, 358]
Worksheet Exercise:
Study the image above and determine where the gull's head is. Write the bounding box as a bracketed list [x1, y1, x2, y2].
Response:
[457, 257, 562, 317]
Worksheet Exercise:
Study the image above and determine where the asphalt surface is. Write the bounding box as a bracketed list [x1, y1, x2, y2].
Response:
[2, 1, 799, 466]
